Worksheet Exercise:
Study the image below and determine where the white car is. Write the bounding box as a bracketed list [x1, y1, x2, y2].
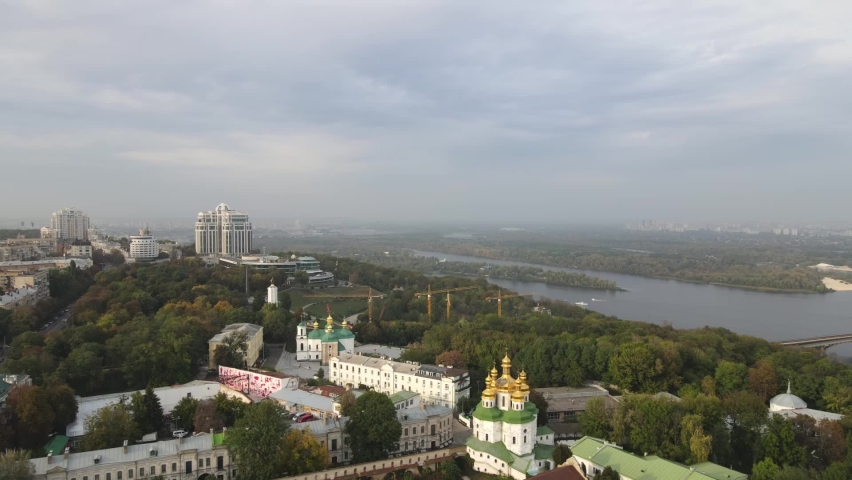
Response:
[172, 430, 188, 438]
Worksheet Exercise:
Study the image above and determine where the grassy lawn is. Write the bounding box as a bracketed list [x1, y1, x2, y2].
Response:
[286, 286, 383, 318]
[305, 299, 369, 319]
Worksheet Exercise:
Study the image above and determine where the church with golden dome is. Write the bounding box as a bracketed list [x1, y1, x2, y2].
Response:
[295, 314, 355, 364]
[466, 353, 556, 478]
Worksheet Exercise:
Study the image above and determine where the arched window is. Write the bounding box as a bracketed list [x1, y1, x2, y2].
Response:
[300, 343, 304, 351]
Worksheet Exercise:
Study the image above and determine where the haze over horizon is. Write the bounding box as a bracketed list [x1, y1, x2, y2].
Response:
[2, 1, 851, 224]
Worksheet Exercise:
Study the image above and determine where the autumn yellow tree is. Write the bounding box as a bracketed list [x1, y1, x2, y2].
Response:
[279, 429, 329, 474]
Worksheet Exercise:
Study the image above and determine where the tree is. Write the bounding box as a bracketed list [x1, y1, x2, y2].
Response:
[279, 429, 329, 474]
[226, 401, 289, 480]
[280, 292, 292, 311]
[552, 444, 572, 465]
[0, 450, 34, 480]
[214, 393, 248, 427]
[751, 458, 781, 480]
[317, 368, 325, 381]
[130, 385, 164, 434]
[440, 459, 463, 480]
[337, 391, 357, 417]
[579, 397, 610, 438]
[194, 399, 225, 432]
[529, 389, 549, 427]
[714, 361, 748, 397]
[680, 414, 711, 463]
[83, 403, 140, 451]
[759, 414, 807, 468]
[344, 391, 402, 462]
[294, 270, 309, 287]
[748, 360, 778, 402]
[436, 350, 466, 368]
[594, 466, 620, 480]
[608, 343, 667, 393]
[213, 331, 249, 368]
[7, 386, 55, 450]
[172, 396, 199, 431]
[45, 385, 79, 433]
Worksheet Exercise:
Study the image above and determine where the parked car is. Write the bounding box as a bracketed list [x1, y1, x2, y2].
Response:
[291, 412, 310, 421]
[172, 430, 188, 438]
[295, 414, 315, 423]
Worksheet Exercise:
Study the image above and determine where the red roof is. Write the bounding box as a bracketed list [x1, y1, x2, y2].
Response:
[533, 466, 585, 480]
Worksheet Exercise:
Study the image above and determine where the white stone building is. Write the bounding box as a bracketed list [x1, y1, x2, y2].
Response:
[328, 353, 470, 409]
[68, 241, 93, 258]
[30, 432, 235, 480]
[296, 315, 356, 364]
[129, 227, 158, 261]
[50, 208, 90, 241]
[195, 203, 253, 256]
[770, 381, 843, 422]
[466, 354, 555, 479]
[267, 279, 278, 306]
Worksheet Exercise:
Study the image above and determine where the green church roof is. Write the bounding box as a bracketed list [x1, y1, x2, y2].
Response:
[307, 329, 324, 339]
[502, 408, 536, 425]
[472, 404, 503, 422]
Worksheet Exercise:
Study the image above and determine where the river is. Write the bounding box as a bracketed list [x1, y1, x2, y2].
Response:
[413, 250, 852, 352]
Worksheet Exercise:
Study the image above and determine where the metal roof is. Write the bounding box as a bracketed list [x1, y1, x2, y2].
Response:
[208, 323, 262, 343]
[269, 389, 335, 412]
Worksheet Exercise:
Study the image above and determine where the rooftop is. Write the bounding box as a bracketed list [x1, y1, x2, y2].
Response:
[269, 389, 335, 412]
[397, 404, 452, 423]
[208, 323, 262, 343]
[67, 381, 222, 437]
[572, 437, 747, 480]
[31, 433, 222, 475]
[535, 385, 616, 413]
[389, 391, 420, 404]
[354, 344, 405, 360]
[334, 353, 468, 378]
[292, 416, 348, 436]
[532, 466, 585, 480]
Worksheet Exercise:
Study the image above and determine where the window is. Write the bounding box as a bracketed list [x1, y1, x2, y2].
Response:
[118, 473, 123, 480]
[431, 425, 436, 435]
[421, 426, 424, 434]
[485, 434, 489, 441]
[524, 435, 527, 444]
[150, 466, 155, 475]
[95, 475, 100, 480]
[404, 428, 408, 436]
[206, 458, 211, 467]
[332, 439, 338, 450]
[513, 436, 516, 444]
[107, 475, 111, 480]
[172, 463, 177, 472]
[128, 470, 133, 479]
[548, 412, 560, 421]
[186, 461, 193, 474]
[139, 468, 143, 477]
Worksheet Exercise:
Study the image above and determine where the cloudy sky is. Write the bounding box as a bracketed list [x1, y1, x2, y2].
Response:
[2, 1, 851, 225]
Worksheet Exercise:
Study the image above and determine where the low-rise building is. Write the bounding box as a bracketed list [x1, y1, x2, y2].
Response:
[0, 374, 32, 407]
[0, 258, 93, 270]
[270, 389, 337, 419]
[535, 385, 618, 423]
[67, 381, 243, 442]
[68, 240, 93, 258]
[296, 315, 355, 364]
[0, 267, 49, 301]
[0, 236, 57, 261]
[30, 432, 236, 480]
[0, 285, 39, 310]
[571, 436, 746, 480]
[208, 323, 263, 370]
[390, 391, 420, 410]
[770, 381, 843, 422]
[329, 353, 470, 409]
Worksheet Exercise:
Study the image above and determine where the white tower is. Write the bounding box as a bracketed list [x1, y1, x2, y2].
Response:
[267, 279, 279, 306]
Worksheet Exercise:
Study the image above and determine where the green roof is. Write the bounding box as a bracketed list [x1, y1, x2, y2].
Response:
[502, 408, 536, 425]
[338, 342, 346, 352]
[533, 444, 555, 460]
[536, 426, 554, 437]
[297, 322, 306, 327]
[389, 391, 419, 404]
[307, 329, 324, 339]
[212, 433, 225, 446]
[0, 380, 10, 398]
[524, 401, 538, 413]
[572, 437, 747, 480]
[336, 328, 355, 338]
[43, 435, 69, 456]
[473, 404, 503, 422]
[465, 436, 515, 464]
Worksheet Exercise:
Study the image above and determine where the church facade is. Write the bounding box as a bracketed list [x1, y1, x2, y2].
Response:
[296, 315, 355, 364]
[466, 354, 555, 479]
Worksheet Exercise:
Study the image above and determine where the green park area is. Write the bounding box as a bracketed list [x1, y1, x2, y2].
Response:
[286, 285, 384, 320]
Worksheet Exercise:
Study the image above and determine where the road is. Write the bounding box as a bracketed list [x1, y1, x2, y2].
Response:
[43, 307, 72, 333]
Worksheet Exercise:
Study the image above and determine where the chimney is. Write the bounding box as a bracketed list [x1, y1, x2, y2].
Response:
[123, 440, 128, 454]
[47, 451, 52, 464]
[64, 447, 70, 460]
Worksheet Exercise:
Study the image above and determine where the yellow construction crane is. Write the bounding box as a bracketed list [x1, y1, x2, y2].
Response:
[414, 285, 477, 322]
[304, 287, 384, 322]
[485, 289, 534, 317]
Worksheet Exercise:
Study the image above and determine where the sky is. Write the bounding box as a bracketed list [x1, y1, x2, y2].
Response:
[1, 1, 851, 225]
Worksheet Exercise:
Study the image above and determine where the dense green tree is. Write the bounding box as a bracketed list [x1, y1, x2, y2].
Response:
[552, 444, 572, 465]
[45, 385, 79, 433]
[440, 459, 463, 480]
[7, 386, 55, 450]
[760, 414, 807, 468]
[213, 393, 248, 427]
[279, 429, 328, 474]
[594, 466, 620, 480]
[130, 385, 164, 434]
[344, 391, 402, 462]
[0, 450, 34, 480]
[609, 343, 667, 393]
[213, 331, 249, 368]
[83, 403, 140, 451]
[436, 350, 466, 368]
[226, 401, 289, 480]
[751, 458, 781, 480]
[529, 389, 549, 427]
[579, 397, 610, 438]
[748, 360, 778, 402]
[294, 270, 309, 287]
[337, 391, 357, 417]
[714, 361, 749, 397]
[171, 396, 199, 431]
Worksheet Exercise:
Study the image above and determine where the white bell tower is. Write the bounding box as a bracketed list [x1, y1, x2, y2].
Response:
[267, 278, 279, 306]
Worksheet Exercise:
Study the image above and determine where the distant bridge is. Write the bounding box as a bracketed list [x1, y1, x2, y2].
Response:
[780, 334, 852, 349]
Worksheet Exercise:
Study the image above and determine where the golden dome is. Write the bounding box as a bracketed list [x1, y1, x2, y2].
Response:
[490, 364, 498, 378]
[511, 388, 526, 402]
[501, 353, 512, 370]
[495, 353, 516, 393]
[326, 314, 334, 325]
[325, 322, 334, 333]
[312, 320, 320, 330]
[341, 319, 349, 329]
[520, 370, 530, 393]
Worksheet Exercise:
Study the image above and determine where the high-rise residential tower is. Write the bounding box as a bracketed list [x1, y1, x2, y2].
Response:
[195, 203, 253, 256]
[49, 208, 90, 241]
[129, 226, 158, 261]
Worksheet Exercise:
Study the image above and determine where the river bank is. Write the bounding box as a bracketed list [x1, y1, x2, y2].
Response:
[824, 277, 852, 292]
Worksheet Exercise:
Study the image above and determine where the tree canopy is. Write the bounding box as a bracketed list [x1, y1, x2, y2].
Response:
[344, 391, 402, 462]
[83, 403, 140, 451]
[225, 401, 289, 480]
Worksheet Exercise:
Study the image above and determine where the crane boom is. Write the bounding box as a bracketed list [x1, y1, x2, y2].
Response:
[485, 289, 534, 317]
[413, 285, 477, 322]
[304, 287, 384, 322]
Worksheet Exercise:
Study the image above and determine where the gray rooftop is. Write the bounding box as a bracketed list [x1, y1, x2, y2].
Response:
[270, 389, 335, 412]
[291, 417, 349, 436]
[397, 405, 452, 423]
[354, 344, 405, 360]
[209, 323, 262, 343]
[30, 434, 219, 475]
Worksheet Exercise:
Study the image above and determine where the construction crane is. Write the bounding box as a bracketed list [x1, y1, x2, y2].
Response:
[485, 289, 534, 317]
[304, 287, 384, 322]
[414, 285, 477, 322]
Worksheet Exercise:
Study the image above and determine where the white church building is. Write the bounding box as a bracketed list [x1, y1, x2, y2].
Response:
[296, 315, 356, 364]
[466, 354, 555, 479]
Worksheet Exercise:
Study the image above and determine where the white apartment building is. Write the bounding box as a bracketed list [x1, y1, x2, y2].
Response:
[30, 433, 236, 480]
[195, 203, 253, 256]
[69, 241, 93, 258]
[129, 228, 158, 261]
[328, 353, 470, 409]
[50, 208, 90, 241]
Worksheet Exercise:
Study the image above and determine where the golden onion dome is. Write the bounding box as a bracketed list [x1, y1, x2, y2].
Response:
[326, 314, 334, 325]
[520, 370, 531, 393]
[341, 319, 349, 329]
[501, 353, 512, 371]
[312, 320, 320, 330]
[511, 388, 526, 402]
[490, 364, 499, 378]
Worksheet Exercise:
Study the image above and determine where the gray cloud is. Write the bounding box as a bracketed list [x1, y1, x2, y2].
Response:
[1, 0, 851, 225]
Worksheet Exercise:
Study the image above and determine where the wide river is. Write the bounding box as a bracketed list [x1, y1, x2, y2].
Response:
[413, 250, 852, 350]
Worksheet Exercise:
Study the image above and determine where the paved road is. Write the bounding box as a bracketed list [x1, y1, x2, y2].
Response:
[453, 416, 472, 445]
[43, 308, 71, 333]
